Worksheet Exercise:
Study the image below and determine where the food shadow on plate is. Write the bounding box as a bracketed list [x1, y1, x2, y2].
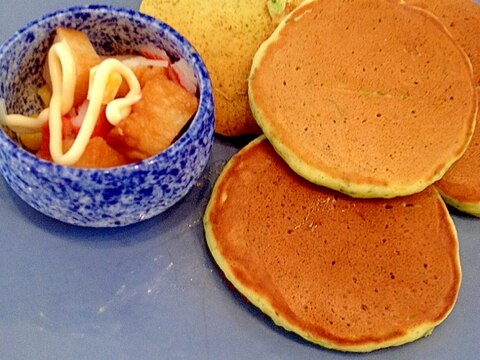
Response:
[0, 136, 245, 252]
[446, 205, 478, 222]
[0, 150, 228, 248]
[214, 133, 258, 149]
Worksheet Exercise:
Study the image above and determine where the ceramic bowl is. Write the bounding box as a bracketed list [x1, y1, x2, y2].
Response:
[0, 5, 214, 227]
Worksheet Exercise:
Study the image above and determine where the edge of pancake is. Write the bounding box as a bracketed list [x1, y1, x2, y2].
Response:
[203, 135, 462, 352]
[248, 0, 477, 199]
[433, 87, 480, 218]
[435, 187, 480, 218]
[402, 0, 480, 85]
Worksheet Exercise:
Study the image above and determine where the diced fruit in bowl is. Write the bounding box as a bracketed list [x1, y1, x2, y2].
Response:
[0, 5, 214, 227]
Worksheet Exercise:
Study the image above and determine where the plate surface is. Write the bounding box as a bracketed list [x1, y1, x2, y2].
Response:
[1, 1, 479, 359]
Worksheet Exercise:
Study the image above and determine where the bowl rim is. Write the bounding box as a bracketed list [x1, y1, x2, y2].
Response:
[0, 4, 214, 176]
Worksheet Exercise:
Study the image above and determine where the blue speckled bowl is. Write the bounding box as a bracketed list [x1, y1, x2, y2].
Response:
[0, 5, 214, 227]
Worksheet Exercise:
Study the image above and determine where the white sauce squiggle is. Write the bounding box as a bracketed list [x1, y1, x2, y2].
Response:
[1, 38, 142, 166]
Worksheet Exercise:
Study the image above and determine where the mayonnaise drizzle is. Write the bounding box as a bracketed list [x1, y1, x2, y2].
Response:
[1, 37, 142, 166]
[0, 108, 49, 134]
[0, 39, 75, 134]
[50, 49, 141, 165]
[90, 58, 141, 126]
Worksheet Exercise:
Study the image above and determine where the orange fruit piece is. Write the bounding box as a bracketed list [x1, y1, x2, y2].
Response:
[43, 27, 101, 108]
[107, 70, 198, 161]
[65, 137, 129, 168]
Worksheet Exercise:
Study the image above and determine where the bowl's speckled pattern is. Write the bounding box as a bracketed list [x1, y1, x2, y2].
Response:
[0, 5, 214, 227]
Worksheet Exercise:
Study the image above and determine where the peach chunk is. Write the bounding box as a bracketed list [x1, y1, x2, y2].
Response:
[66, 137, 129, 168]
[43, 27, 101, 107]
[107, 71, 198, 161]
[116, 66, 168, 97]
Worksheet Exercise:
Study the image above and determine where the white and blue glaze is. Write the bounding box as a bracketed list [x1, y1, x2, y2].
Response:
[0, 5, 214, 227]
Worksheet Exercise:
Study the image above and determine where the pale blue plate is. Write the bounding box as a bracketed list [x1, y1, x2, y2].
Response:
[0, 1, 478, 359]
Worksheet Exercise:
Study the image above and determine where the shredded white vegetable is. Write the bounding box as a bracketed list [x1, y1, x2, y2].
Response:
[121, 56, 169, 69]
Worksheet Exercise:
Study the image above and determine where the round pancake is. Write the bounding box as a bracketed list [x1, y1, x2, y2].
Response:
[402, 0, 480, 85]
[140, 0, 302, 136]
[204, 136, 462, 352]
[248, 0, 477, 198]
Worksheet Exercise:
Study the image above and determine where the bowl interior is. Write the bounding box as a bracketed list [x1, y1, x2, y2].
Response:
[0, 4, 211, 140]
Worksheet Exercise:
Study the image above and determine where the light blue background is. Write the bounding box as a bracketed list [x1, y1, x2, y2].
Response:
[1, 1, 479, 359]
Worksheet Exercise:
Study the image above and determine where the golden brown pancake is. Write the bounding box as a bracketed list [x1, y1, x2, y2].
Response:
[402, 0, 480, 85]
[397, 0, 480, 216]
[435, 106, 480, 217]
[204, 136, 462, 352]
[248, 0, 477, 198]
[140, 0, 302, 136]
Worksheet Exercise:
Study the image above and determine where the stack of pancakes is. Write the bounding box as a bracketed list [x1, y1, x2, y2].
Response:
[142, 0, 478, 353]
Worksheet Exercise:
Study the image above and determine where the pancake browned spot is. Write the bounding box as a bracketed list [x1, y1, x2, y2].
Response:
[140, 0, 302, 136]
[248, 0, 477, 198]
[204, 136, 461, 352]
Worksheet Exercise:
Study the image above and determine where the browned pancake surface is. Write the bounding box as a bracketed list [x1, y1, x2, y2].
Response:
[435, 113, 480, 215]
[204, 136, 461, 352]
[404, 0, 480, 85]
[436, 124, 480, 202]
[249, 0, 477, 198]
[400, 0, 480, 216]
